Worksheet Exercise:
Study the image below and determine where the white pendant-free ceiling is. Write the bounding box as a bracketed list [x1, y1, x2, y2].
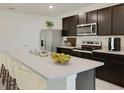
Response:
[0, 3, 97, 16]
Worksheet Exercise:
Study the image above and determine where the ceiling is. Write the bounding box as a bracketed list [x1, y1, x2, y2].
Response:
[0, 3, 97, 16]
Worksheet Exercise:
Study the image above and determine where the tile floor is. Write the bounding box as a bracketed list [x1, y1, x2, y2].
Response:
[0, 78, 124, 90]
[96, 78, 124, 90]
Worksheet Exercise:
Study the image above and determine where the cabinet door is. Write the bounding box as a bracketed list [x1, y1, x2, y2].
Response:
[73, 51, 81, 57]
[87, 10, 97, 23]
[81, 52, 93, 60]
[68, 16, 77, 36]
[77, 13, 86, 25]
[108, 54, 124, 87]
[62, 17, 70, 36]
[112, 4, 124, 35]
[98, 7, 112, 35]
[93, 52, 108, 81]
[108, 61, 124, 87]
[62, 15, 77, 36]
[57, 48, 73, 56]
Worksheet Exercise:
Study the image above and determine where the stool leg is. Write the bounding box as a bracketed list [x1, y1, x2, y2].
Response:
[0, 65, 2, 78]
[8, 76, 12, 90]
[0, 64, 4, 78]
[0, 64, 3, 78]
[6, 72, 9, 90]
[13, 79, 16, 90]
[2, 67, 6, 85]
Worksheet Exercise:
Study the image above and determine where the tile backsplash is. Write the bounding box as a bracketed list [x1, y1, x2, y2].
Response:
[67, 38, 76, 46]
[63, 36, 124, 49]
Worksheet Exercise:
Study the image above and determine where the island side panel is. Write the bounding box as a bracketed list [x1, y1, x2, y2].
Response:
[66, 74, 77, 90]
[76, 68, 95, 90]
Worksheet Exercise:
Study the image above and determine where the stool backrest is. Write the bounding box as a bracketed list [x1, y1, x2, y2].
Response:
[0, 52, 3, 66]
[2, 53, 9, 69]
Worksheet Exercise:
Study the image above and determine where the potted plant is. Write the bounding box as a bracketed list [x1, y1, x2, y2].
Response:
[46, 21, 54, 29]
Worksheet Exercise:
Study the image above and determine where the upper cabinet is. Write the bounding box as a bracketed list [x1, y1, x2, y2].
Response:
[62, 17, 69, 36]
[87, 10, 97, 23]
[62, 4, 124, 36]
[112, 4, 124, 35]
[77, 11, 97, 24]
[62, 15, 77, 36]
[97, 7, 112, 35]
[77, 13, 86, 25]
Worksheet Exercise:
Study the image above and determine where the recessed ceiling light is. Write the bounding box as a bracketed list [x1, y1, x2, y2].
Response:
[49, 5, 53, 9]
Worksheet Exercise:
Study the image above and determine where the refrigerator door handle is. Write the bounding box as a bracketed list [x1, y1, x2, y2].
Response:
[45, 36, 46, 51]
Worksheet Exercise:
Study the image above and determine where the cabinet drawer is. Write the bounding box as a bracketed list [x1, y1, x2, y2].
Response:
[81, 52, 93, 60]
[73, 51, 81, 57]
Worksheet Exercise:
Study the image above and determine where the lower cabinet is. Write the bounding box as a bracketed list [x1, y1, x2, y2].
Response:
[108, 54, 124, 87]
[93, 52, 124, 87]
[73, 51, 82, 58]
[108, 62, 124, 86]
[57, 47, 83, 57]
[81, 52, 93, 60]
[57, 47, 73, 56]
[93, 52, 108, 81]
[57, 47, 124, 87]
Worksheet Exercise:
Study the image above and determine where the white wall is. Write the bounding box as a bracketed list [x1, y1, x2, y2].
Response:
[0, 10, 60, 51]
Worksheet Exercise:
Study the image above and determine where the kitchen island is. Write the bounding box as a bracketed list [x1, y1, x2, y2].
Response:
[6, 50, 103, 90]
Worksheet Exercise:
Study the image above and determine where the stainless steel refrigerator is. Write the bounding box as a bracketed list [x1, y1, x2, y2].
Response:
[40, 29, 62, 52]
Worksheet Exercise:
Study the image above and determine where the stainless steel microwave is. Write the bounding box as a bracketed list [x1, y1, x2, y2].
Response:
[77, 23, 97, 36]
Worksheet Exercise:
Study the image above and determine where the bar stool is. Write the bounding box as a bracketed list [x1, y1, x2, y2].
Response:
[7, 56, 22, 90]
[0, 52, 3, 78]
[0, 52, 5, 79]
[5, 55, 15, 90]
[1, 52, 9, 86]
[15, 65, 47, 90]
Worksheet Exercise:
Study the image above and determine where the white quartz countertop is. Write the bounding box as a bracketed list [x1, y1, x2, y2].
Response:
[57, 46, 124, 56]
[93, 47, 124, 56]
[6, 50, 103, 80]
[57, 46, 75, 49]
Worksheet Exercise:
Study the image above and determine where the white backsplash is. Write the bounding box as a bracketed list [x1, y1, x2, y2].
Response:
[62, 36, 124, 49]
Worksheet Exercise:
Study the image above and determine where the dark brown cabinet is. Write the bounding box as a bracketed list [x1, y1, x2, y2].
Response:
[108, 62, 124, 86]
[57, 47, 82, 57]
[73, 51, 82, 57]
[62, 15, 77, 36]
[57, 47, 124, 87]
[57, 47, 73, 56]
[77, 13, 86, 25]
[108, 54, 124, 87]
[97, 7, 112, 35]
[62, 4, 124, 36]
[81, 52, 93, 60]
[87, 10, 97, 23]
[112, 4, 124, 35]
[93, 52, 108, 81]
[62, 17, 69, 36]
[93, 51, 124, 87]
